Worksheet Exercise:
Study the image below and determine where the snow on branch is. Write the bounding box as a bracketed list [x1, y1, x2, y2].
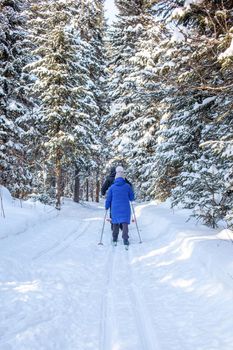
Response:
[219, 37, 233, 60]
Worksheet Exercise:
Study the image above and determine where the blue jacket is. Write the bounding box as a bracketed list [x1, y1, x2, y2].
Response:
[105, 177, 135, 224]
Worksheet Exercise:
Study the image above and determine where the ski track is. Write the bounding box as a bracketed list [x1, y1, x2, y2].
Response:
[126, 249, 161, 350]
[0, 212, 210, 350]
[0, 206, 103, 349]
[32, 221, 90, 261]
[98, 241, 159, 350]
[1, 201, 233, 350]
[99, 246, 116, 350]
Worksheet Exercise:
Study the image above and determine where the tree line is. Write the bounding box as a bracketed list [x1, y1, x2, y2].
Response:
[106, 0, 233, 228]
[0, 0, 107, 209]
[0, 0, 232, 228]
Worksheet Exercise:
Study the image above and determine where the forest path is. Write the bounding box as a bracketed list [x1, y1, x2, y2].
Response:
[0, 200, 232, 350]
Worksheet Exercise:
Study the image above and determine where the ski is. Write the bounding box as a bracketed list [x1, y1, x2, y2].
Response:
[124, 245, 129, 250]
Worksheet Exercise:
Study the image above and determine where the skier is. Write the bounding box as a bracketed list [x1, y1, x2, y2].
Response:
[101, 166, 116, 196]
[105, 166, 135, 246]
[101, 166, 133, 196]
[101, 165, 133, 231]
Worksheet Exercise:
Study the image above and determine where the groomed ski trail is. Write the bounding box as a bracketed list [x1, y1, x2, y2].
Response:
[126, 249, 161, 350]
[98, 228, 161, 350]
[99, 246, 117, 350]
[1, 200, 233, 350]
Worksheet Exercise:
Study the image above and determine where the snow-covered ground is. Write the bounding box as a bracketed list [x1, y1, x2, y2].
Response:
[0, 187, 233, 350]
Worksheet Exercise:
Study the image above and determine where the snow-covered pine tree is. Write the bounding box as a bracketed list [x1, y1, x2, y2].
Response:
[0, 0, 34, 197]
[216, 30, 233, 228]
[125, 0, 233, 219]
[27, 0, 100, 208]
[167, 0, 233, 227]
[137, 0, 197, 201]
[74, 0, 108, 202]
[128, 12, 173, 199]
[105, 0, 151, 187]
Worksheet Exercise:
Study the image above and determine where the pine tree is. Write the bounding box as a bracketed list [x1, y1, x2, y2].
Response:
[135, 1, 192, 200]
[128, 15, 171, 198]
[105, 0, 152, 188]
[164, 0, 233, 227]
[26, 0, 108, 206]
[0, 0, 34, 197]
[27, 0, 100, 208]
[75, 0, 108, 202]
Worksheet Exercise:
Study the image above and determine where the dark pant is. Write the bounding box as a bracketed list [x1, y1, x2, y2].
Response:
[112, 223, 129, 241]
[111, 222, 123, 231]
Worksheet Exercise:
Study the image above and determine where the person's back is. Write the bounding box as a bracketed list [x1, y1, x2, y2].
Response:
[107, 178, 133, 224]
[105, 167, 134, 246]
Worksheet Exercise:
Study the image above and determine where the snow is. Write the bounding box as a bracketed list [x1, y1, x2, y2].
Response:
[224, 143, 233, 157]
[184, 0, 204, 8]
[170, 27, 185, 43]
[0, 189, 233, 349]
[171, 7, 186, 19]
[219, 37, 233, 60]
[171, 0, 204, 19]
[193, 96, 216, 110]
[0, 185, 59, 234]
[8, 101, 19, 112]
[104, 0, 118, 24]
[0, 186, 12, 205]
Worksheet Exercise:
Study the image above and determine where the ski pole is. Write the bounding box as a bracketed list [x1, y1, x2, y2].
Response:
[131, 202, 142, 243]
[98, 210, 108, 245]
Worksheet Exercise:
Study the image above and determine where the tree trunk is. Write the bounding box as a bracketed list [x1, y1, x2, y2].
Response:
[91, 178, 94, 202]
[61, 169, 65, 197]
[55, 148, 62, 210]
[73, 166, 80, 203]
[96, 172, 100, 203]
[86, 178, 89, 202]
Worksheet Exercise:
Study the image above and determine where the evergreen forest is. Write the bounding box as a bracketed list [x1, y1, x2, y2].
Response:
[0, 0, 233, 228]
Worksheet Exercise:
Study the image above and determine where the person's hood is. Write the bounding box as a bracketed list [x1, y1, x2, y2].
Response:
[115, 165, 125, 179]
[114, 177, 126, 186]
